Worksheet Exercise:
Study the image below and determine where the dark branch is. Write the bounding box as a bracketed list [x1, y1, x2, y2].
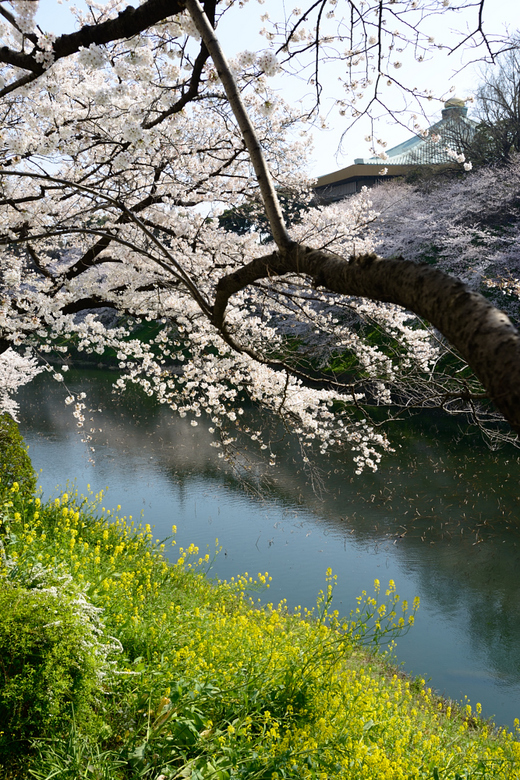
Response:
[214, 246, 520, 437]
[52, 0, 185, 60]
[0, 0, 186, 95]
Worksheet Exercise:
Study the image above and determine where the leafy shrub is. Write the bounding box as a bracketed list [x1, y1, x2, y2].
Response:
[0, 412, 36, 498]
[0, 581, 111, 759]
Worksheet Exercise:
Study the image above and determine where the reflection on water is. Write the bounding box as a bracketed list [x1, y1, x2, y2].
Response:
[18, 370, 520, 729]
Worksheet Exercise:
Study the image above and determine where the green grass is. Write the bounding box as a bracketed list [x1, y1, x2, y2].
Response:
[0, 480, 518, 779]
[0, 412, 37, 500]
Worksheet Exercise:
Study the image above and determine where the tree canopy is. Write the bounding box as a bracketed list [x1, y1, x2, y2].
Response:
[466, 40, 520, 167]
[0, 0, 518, 472]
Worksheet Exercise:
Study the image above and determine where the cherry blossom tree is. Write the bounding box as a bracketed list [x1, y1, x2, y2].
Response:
[365, 158, 520, 286]
[0, 0, 518, 472]
[0, 348, 42, 420]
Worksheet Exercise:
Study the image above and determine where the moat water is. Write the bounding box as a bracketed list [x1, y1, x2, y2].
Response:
[18, 369, 520, 730]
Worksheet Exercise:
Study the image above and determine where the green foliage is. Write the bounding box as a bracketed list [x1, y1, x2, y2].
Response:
[463, 120, 520, 171]
[0, 413, 36, 498]
[218, 188, 312, 242]
[462, 41, 520, 169]
[0, 485, 518, 779]
[403, 165, 459, 185]
[29, 718, 127, 780]
[0, 582, 105, 761]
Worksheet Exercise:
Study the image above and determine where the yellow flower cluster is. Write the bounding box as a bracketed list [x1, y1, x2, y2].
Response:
[2, 486, 519, 779]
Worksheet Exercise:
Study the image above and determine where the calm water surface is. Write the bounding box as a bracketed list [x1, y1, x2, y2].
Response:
[18, 370, 520, 730]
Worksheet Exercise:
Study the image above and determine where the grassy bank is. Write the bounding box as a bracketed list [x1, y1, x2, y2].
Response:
[1, 479, 519, 779]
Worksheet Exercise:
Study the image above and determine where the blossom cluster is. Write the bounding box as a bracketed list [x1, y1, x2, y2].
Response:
[364, 162, 520, 305]
[446, 147, 473, 171]
[10, 0, 38, 34]
[0, 349, 43, 420]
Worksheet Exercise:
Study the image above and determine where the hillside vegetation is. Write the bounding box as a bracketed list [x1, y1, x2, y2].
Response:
[0, 429, 518, 779]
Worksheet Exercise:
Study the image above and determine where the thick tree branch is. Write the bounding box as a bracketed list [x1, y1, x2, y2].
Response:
[185, 0, 292, 252]
[53, 0, 184, 56]
[214, 246, 520, 436]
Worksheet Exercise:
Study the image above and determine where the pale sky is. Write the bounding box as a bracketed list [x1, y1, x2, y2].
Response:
[35, 0, 519, 177]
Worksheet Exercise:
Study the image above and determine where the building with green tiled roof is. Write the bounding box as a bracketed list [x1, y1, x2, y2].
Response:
[315, 98, 477, 203]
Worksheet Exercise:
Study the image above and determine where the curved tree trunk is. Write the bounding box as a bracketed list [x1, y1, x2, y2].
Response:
[184, 0, 520, 438]
[214, 245, 520, 436]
